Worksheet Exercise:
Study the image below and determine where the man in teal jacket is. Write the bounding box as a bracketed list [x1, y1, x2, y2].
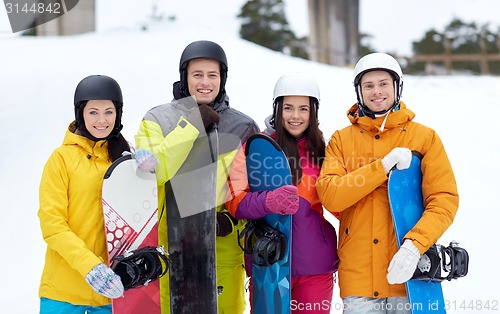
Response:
[135, 40, 259, 313]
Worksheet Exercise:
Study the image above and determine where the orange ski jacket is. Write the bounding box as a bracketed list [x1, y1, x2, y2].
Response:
[317, 102, 459, 298]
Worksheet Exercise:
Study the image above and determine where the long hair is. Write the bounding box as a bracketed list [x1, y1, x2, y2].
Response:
[274, 97, 325, 185]
[105, 100, 130, 162]
[107, 134, 130, 162]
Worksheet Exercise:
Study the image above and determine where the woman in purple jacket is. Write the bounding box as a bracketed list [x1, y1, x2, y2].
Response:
[226, 73, 339, 313]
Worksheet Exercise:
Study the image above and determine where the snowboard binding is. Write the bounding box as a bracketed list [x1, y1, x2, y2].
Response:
[111, 245, 170, 290]
[238, 219, 287, 267]
[412, 241, 469, 282]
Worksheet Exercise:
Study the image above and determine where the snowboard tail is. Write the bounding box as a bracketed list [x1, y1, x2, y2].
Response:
[388, 153, 445, 314]
[245, 134, 292, 314]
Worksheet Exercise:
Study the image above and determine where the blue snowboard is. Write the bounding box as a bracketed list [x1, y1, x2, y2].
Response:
[388, 153, 445, 314]
[245, 134, 292, 314]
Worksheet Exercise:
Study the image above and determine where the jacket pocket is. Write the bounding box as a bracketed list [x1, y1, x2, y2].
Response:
[338, 208, 354, 250]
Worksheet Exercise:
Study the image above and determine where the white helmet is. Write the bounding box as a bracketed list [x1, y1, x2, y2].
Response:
[273, 72, 320, 102]
[353, 53, 403, 118]
[271, 72, 320, 127]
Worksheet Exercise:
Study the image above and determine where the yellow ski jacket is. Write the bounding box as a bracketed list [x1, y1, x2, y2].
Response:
[38, 123, 112, 306]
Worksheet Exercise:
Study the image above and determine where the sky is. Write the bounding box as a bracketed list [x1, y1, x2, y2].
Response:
[1, 0, 500, 313]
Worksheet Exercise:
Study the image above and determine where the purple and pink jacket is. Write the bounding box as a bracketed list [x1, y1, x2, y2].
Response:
[225, 132, 339, 277]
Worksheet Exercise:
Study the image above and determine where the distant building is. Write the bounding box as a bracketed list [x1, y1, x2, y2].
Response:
[36, 0, 95, 36]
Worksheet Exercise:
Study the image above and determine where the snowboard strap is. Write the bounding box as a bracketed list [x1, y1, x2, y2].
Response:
[238, 219, 287, 267]
[111, 246, 170, 290]
[412, 241, 469, 282]
[441, 242, 469, 280]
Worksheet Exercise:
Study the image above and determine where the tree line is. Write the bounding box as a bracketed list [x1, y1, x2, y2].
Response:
[238, 0, 500, 75]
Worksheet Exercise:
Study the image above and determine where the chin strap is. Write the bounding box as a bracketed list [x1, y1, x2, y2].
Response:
[379, 110, 391, 132]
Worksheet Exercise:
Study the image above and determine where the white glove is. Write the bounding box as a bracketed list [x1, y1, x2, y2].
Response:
[381, 147, 412, 174]
[135, 148, 158, 173]
[85, 263, 124, 299]
[387, 239, 420, 284]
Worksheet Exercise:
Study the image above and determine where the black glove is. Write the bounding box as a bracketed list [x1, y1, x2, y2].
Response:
[198, 104, 220, 130]
[216, 212, 238, 237]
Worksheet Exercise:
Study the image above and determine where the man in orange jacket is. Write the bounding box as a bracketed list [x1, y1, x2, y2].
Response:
[316, 53, 459, 313]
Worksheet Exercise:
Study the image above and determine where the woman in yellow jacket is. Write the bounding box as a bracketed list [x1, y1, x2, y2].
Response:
[316, 53, 459, 314]
[38, 75, 131, 313]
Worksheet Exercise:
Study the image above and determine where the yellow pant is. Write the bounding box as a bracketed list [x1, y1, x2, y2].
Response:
[217, 264, 247, 313]
[159, 264, 246, 313]
[158, 206, 247, 313]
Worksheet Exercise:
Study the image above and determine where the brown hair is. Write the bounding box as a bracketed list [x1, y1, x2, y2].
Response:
[273, 97, 325, 185]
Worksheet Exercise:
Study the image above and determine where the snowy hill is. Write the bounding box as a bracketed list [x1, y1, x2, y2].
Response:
[1, 1, 500, 313]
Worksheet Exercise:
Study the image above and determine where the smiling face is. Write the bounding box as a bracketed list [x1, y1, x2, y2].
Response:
[281, 95, 310, 138]
[360, 70, 396, 113]
[83, 100, 116, 139]
[186, 58, 221, 105]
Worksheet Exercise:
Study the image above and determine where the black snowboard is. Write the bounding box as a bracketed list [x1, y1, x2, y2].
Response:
[165, 126, 218, 313]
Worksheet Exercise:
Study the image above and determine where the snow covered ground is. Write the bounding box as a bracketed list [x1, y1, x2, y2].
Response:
[1, 1, 499, 313]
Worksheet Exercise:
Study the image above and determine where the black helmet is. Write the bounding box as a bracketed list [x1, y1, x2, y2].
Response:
[73, 75, 124, 141]
[74, 74, 123, 106]
[177, 40, 228, 103]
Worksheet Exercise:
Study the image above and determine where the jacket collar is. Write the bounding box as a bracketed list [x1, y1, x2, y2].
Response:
[347, 101, 415, 133]
[210, 94, 230, 113]
[64, 121, 109, 159]
[263, 114, 275, 136]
